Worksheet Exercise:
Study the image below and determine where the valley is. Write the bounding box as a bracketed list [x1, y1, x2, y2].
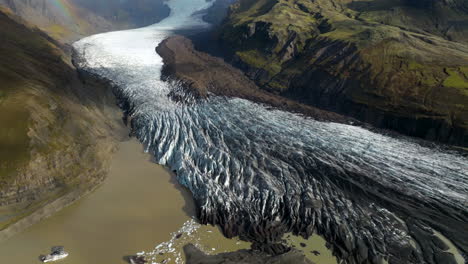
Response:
[0, 0, 467, 264]
[73, 0, 468, 263]
[0, 138, 252, 264]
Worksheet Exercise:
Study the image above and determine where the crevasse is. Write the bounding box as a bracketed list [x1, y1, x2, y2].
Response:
[73, 1, 468, 263]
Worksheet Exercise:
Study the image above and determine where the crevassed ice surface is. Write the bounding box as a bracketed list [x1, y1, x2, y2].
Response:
[73, 1, 468, 263]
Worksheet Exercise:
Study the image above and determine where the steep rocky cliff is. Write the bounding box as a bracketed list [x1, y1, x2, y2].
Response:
[219, 0, 468, 146]
[73, 1, 468, 262]
[201, 0, 237, 25]
[0, 8, 125, 232]
[0, 0, 169, 42]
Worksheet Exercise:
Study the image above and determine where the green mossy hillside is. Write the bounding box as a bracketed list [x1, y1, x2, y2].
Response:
[220, 0, 468, 145]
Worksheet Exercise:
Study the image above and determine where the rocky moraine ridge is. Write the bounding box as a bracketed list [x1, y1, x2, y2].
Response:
[72, 0, 468, 264]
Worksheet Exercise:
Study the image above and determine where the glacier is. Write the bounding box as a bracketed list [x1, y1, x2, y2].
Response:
[73, 0, 468, 263]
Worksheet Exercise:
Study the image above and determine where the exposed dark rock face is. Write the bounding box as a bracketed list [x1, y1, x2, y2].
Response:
[0, 0, 169, 230]
[282, 39, 468, 147]
[219, 0, 468, 147]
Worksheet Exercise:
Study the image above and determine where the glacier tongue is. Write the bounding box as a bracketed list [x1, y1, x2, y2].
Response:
[73, 1, 468, 263]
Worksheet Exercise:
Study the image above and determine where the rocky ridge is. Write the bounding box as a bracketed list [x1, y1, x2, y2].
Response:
[157, 35, 360, 125]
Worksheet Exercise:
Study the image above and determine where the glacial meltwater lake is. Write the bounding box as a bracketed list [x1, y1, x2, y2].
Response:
[0, 138, 338, 264]
[0, 138, 251, 264]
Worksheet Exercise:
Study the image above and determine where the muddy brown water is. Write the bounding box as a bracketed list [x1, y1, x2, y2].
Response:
[0, 139, 249, 263]
[0, 138, 337, 263]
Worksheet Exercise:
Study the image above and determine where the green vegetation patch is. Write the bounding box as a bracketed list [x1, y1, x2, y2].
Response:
[443, 68, 468, 95]
[0, 91, 31, 183]
[236, 50, 282, 76]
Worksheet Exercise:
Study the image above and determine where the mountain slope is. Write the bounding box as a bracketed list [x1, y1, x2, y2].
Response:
[72, 0, 170, 28]
[0, 7, 124, 232]
[220, 0, 468, 146]
[0, 0, 112, 42]
[0, 0, 169, 42]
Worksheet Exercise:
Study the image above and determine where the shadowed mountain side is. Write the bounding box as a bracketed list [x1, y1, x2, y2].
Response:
[72, 0, 170, 28]
[0, 0, 112, 42]
[0, 0, 169, 42]
[199, 0, 237, 25]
